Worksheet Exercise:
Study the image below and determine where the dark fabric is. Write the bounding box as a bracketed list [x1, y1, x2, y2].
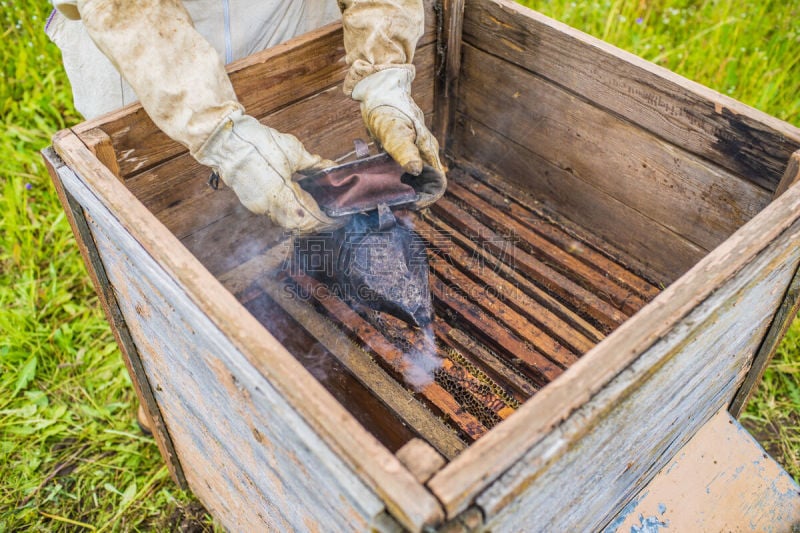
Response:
[298, 153, 417, 216]
[294, 207, 432, 327]
[298, 152, 446, 216]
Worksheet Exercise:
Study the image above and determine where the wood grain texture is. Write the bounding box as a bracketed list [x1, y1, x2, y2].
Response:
[461, 0, 800, 191]
[396, 439, 447, 483]
[456, 162, 667, 292]
[452, 116, 705, 285]
[248, 268, 468, 460]
[773, 151, 800, 199]
[478, 229, 800, 531]
[427, 155, 800, 518]
[420, 212, 606, 344]
[72, 1, 439, 179]
[456, 44, 770, 253]
[81, 128, 121, 180]
[432, 0, 465, 150]
[64, 165, 389, 531]
[43, 148, 187, 489]
[53, 131, 444, 531]
[606, 409, 800, 532]
[729, 261, 800, 417]
[451, 172, 661, 303]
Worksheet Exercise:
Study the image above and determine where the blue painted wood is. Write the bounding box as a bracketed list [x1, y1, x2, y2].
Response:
[606, 410, 800, 532]
[57, 163, 391, 531]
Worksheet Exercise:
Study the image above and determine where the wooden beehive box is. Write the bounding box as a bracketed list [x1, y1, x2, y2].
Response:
[44, 0, 800, 530]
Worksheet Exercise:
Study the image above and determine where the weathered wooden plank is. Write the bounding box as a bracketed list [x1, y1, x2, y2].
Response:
[456, 161, 666, 292]
[396, 439, 446, 483]
[43, 149, 187, 489]
[605, 409, 800, 532]
[457, 43, 770, 253]
[729, 260, 800, 417]
[432, 195, 627, 331]
[238, 260, 467, 460]
[179, 203, 286, 278]
[421, 212, 606, 344]
[237, 286, 417, 454]
[81, 128, 121, 180]
[289, 269, 489, 442]
[446, 180, 648, 315]
[773, 150, 800, 199]
[429, 253, 579, 367]
[452, 172, 661, 302]
[414, 216, 595, 355]
[430, 274, 562, 386]
[453, 114, 706, 285]
[427, 155, 800, 518]
[73, 2, 439, 179]
[461, 0, 800, 191]
[432, 0, 465, 150]
[53, 130, 444, 531]
[478, 228, 800, 531]
[71, 167, 390, 531]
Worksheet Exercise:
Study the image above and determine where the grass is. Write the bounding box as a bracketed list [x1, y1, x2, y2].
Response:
[1, 0, 798, 530]
[0, 1, 215, 531]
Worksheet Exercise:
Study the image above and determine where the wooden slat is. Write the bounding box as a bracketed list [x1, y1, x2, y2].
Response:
[430, 275, 562, 386]
[428, 253, 578, 368]
[421, 212, 606, 344]
[457, 43, 770, 253]
[452, 173, 661, 302]
[81, 128, 121, 180]
[289, 270, 489, 442]
[414, 216, 595, 354]
[432, 196, 627, 331]
[427, 149, 800, 519]
[396, 439, 446, 483]
[461, 0, 800, 191]
[73, 2, 439, 179]
[237, 286, 417, 454]
[457, 162, 667, 292]
[230, 258, 468, 460]
[478, 242, 797, 529]
[729, 261, 800, 417]
[53, 130, 444, 531]
[773, 151, 800, 199]
[453, 115, 706, 285]
[436, 324, 539, 404]
[446, 180, 647, 315]
[43, 149, 187, 489]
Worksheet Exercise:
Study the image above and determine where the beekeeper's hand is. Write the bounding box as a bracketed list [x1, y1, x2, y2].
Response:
[194, 111, 340, 232]
[352, 68, 444, 176]
[339, 0, 445, 176]
[64, 0, 337, 233]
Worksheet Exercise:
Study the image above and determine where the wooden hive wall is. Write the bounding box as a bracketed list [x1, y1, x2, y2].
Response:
[449, 0, 800, 285]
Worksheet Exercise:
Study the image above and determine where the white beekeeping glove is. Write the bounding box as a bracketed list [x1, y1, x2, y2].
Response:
[194, 110, 340, 232]
[340, 0, 445, 178]
[352, 68, 443, 177]
[65, 0, 338, 233]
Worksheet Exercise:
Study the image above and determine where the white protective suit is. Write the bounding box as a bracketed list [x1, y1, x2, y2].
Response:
[46, 0, 444, 232]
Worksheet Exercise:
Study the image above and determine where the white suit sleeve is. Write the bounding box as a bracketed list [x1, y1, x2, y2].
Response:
[74, 0, 241, 154]
[338, 0, 424, 95]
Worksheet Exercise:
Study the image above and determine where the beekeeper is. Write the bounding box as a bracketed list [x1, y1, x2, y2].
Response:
[46, 0, 444, 233]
